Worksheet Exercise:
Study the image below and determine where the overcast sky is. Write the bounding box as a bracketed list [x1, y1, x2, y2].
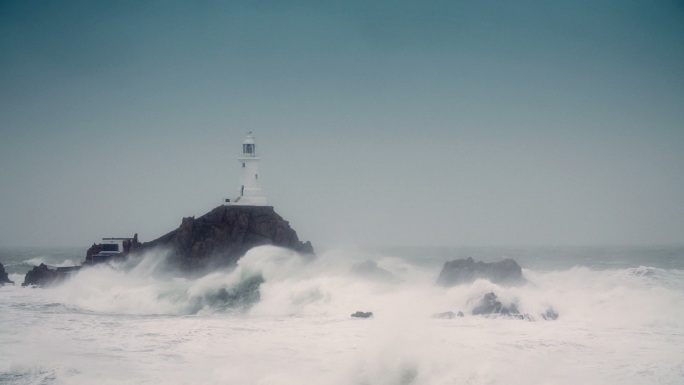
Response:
[1, 0, 683, 249]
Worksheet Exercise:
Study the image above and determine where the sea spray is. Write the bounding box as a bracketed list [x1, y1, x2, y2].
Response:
[2, 246, 683, 384]
[23, 257, 79, 269]
[40, 246, 294, 315]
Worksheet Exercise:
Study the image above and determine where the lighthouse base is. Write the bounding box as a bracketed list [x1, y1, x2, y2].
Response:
[224, 196, 268, 206]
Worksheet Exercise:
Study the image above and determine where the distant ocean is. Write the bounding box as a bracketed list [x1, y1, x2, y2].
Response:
[1, 245, 683, 385]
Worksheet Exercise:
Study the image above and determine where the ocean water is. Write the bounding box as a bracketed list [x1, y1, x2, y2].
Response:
[1, 245, 683, 385]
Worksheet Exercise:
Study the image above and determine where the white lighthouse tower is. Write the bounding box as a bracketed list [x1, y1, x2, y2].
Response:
[225, 132, 267, 206]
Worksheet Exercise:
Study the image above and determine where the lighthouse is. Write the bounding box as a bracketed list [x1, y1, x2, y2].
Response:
[225, 132, 267, 206]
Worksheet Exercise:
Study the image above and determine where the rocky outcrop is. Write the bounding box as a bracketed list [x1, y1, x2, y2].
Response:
[22, 264, 58, 287]
[351, 311, 373, 318]
[470, 292, 559, 321]
[541, 308, 559, 320]
[22, 264, 58, 286]
[137, 205, 314, 271]
[350, 260, 400, 283]
[22, 264, 82, 287]
[1, 262, 14, 285]
[436, 257, 525, 287]
[471, 292, 520, 316]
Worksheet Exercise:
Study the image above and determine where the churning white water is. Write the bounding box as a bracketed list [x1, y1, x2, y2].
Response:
[1, 246, 683, 384]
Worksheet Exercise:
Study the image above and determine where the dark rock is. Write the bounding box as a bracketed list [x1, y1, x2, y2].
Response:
[22, 264, 62, 287]
[470, 292, 559, 321]
[136, 205, 314, 271]
[21, 264, 81, 287]
[457, 311, 464, 317]
[436, 257, 525, 287]
[471, 292, 519, 316]
[351, 311, 373, 318]
[0, 262, 14, 285]
[541, 307, 559, 320]
[350, 260, 400, 283]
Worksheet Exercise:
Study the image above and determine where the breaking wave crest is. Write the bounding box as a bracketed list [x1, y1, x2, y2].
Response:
[23, 257, 79, 269]
[32, 246, 314, 315]
[27, 246, 684, 329]
[3, 247, 684, 385]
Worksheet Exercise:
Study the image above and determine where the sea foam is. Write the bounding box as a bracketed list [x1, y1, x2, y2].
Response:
[1, 246, 683, 384]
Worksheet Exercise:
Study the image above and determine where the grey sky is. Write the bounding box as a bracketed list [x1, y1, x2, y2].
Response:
[1, 1, 683, 249]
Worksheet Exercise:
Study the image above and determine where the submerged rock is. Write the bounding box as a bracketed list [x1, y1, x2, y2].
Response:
[0, 262, 14, 285]
[471, 292, 519, 316]
[351, 311, 373, 318]
[350, 260, 401, 283]
[432, 311, 464, 319]
[436, 257, 525, 287]
[470, 292, 558, 321]
[136, 205, 314, 271]
[541, 307, 559, 320]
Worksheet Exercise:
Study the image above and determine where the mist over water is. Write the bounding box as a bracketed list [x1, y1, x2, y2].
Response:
[2, 1, 683, 382]
[1, 245, 683, 384]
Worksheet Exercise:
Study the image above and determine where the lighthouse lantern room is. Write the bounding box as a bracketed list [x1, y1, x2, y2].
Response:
[225, 132, 267, 206]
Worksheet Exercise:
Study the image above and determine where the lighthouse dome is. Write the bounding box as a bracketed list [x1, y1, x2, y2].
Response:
[243, 132, 255, 145]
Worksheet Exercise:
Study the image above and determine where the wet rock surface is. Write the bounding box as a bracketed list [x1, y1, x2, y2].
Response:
[437, 257, 526, 287]
[541, 307, 559, 320]
[470, 292, 559, 321]
[0, 262, 14, 285]
[22, 264, 58, 287]
[22, 264, 82, 287]
[136, 205, 314, 271]
[351, 311, 373, 318]
[471, 292, 519, 316]
[20, 206, 314, 286]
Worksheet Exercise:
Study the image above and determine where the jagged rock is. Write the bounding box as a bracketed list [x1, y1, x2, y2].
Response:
[136, 205, 314, 271]
[20, 205, 312, 287]
[21, 264, 81, 287]
[469, 292, 557, 321]
[541, 307, 559, 320]
[471, 292, 519, 316]
[436, 257, 525, 287]
[351, 311, 373, 318]
[22, 264, 60, 287]
[1, 262, 14, 285]
[350, 260, 400, 283]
